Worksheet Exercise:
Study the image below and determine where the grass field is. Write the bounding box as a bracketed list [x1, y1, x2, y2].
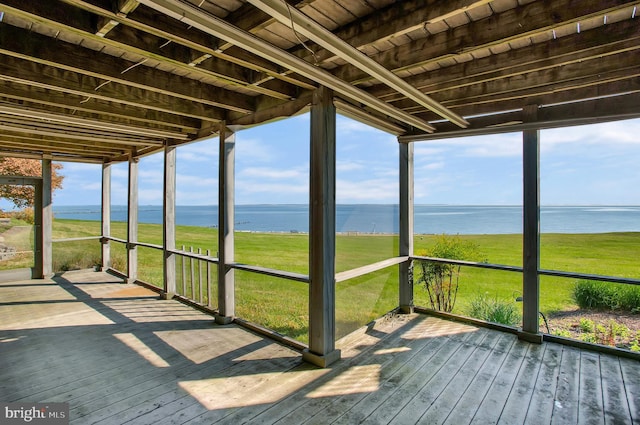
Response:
[3, 218, 639, 343]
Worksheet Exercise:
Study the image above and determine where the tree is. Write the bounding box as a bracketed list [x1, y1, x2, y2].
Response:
[0, 158, 64, 209]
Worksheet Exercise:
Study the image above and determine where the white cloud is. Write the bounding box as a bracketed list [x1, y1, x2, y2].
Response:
[337, 160, 365, 172]
[177, 139, 218, 163]
[236, 137, 277, 163]
[177, 174, 216, 188]
[336, 178, 398, 203]
[421, 162, 445, 171]
[139, 188, 162, 204]
[241, 167, 306, 180]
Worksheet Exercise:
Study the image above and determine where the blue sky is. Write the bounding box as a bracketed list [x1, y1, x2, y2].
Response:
[12, 114, 640, 207]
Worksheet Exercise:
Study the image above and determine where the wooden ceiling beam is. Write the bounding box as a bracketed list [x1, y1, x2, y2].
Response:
[289, 0, 493, 64]
[95, 0, 140, 37]
[369, 18, 640, 102]
[404, 92, 640, 141]
[0, 137, 129, 157]
[0, 24, 255, 114]
[139, 0, 434, 133]
[416, 78, 640, 122]
[1, 0, 297, 100]
[331, 0, 639, 84]
[61, 0, 314, 93]
[0, 82, 199, 133]
[246, 0, 468, 128]
[0, 105, 188, 140]
[0, 123, 162, 146]
[0, 55, 224, 121]
[394, 51, 640, 113]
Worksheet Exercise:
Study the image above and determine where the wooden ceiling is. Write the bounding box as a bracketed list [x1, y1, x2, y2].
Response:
[0, 0, 639, 162]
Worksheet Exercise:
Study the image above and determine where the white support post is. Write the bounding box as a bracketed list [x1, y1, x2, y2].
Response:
[101, 162, 111, 270]
[127, 156, 139, 284]
[163, 145, 177, 298]
[521, 105, 542, 343]
[42, 159, 52, 277]
[399, 141, 414, 313]
[303, 86, 341, 367]
[216, 124, 235, 324]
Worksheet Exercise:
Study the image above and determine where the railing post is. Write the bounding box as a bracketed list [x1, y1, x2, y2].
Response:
[520, 104, 542, 343]
[127, 155, 139, 284]
[101, 162, 111, 270]
[162, 144, 177, 299]
[303, 86, 340, 367]
[399, 141, 414, 313]
[216, 123, 235, 324]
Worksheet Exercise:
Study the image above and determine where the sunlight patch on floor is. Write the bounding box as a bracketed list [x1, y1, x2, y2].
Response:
[306, 364, 381, 398]
[114, 332, 170, 367]
[401, 317, 477, 340]
[374, 346, 411, 355]
[154, 327, 262, 364]
[179, 368, 328, 410]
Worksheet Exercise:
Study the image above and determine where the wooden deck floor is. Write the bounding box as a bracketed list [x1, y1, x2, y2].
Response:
[0, 271, 638, 425]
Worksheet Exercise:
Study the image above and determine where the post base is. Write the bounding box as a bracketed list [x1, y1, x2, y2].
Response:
[518, 330, 544, 344]
[398, 305, 414, 314]
[302, 348, 341, 368]
[214, 315, 234, 325]
[160, 291, 176, 300]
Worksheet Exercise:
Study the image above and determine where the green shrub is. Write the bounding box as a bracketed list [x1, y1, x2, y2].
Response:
[416, 234, 484, 312]
[467, 293, 521, 326]
[553, 329, 571, 338]
[573, 279, 640, 312]
[579, 318, 594, 333]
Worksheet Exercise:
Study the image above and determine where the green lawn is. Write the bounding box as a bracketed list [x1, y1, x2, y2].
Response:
[42, 219, 640, 343]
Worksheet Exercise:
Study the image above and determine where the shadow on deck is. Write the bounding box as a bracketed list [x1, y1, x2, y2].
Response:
[0, 270, 638, 424]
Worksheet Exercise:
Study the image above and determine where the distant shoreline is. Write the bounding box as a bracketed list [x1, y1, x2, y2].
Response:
[53, 204, 640, 235]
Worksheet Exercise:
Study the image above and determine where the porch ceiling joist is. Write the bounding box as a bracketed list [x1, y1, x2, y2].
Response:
[60, 0, 315, 92]
[246, 0, 469, 129]
[138, 0, 437, 133]
[0, 105, 188, 140]
[331, 0, 640, 85]
[0, 0, 286, 103]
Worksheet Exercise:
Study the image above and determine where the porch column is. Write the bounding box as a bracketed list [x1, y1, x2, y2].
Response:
[127, 156, 139, 284]
[216, 124, 235, 324]
[520, 105, 542, 343]
[303, 86, 340, 367]
[163, 145, 177, 298]
[41, 158, 52, 277]
[101, 162, 111, 270]
[33, 180, 43, 279]
[399, 141, 414, 313]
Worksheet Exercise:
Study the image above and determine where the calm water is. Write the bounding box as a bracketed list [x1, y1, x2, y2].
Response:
[52, 205, 640, 234]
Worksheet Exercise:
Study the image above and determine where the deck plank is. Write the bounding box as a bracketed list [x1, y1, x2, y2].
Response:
[577, 351, 604, 425]
[600, 354, 633, 425]
[412, 330, 504, 424]
[441, 333, 517, 425]
[619, 357, 640, 423]
[240, 315, 428, 425]
[496, 341, 546, 424]
[469, 339, 530, 424]
[551, 346, 581, 425]
[364, 328, 488, 424]
[2, 272, 639, 425]
[523, 342, 563, 425]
